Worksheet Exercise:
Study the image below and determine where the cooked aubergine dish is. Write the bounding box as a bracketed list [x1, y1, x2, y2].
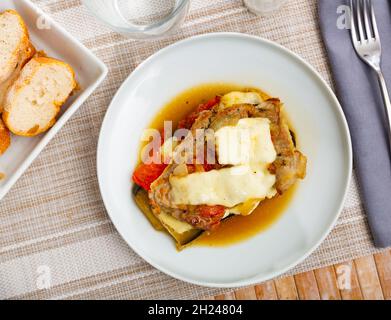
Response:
[132, 90, 307, 249]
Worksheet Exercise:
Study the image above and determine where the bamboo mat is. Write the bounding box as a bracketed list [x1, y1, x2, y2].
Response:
[0, 0, 386, 299]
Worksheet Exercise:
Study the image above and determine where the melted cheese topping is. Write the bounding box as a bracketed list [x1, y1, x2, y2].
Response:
[220, 91, 262, 108]
[169, 117, 277, 208]
[215, 118, 276, 165]
[170, 165, 276, 207]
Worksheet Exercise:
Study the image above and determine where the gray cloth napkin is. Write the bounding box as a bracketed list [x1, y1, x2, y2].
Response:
[318, 0, 391, 247]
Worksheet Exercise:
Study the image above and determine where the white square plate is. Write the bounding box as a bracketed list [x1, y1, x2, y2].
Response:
[0, 0, 108, 200]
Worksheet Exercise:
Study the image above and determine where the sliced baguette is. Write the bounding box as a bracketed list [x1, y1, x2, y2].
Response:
[2, 57, 76, 137]
[0, 10, 35, 111]
[0, 118, 10, 155]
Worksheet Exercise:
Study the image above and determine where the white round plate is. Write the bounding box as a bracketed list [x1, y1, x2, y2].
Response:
[97, 33, 352, 287]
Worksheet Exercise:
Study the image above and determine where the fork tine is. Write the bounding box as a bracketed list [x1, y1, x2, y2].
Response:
[356, 0, 365, 41]
[363, 0, 373, 39]
[370, 0, 380, 40]
[350, 0, 359, 43]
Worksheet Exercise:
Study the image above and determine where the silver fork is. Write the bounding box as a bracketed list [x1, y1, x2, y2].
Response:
[350, 0, 391, 152]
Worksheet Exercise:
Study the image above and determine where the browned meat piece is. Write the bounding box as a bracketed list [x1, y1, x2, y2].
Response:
[256, 99, 307, 194]
[149, 97, 307, 230]
[209, 104, 254, 131]
[274, 151, 307, 193]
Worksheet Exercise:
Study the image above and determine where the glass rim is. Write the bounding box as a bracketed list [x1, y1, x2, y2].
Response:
[82, 0, 190, 34]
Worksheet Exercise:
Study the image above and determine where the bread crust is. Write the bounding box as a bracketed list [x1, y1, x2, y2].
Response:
[0, 118, 10, 155]
[2, 57, 77, 137]
[0, 10, 35, 112]
[0, 10, 32, 82]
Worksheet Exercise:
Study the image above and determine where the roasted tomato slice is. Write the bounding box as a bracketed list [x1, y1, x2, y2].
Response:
[132, 163, 167, 191]
[178, 96, 221, 129]
[133, 128, 168, 191]
[197, 96, 221, 112]
[196, 205, 226, 218]
[134, 97, 221, 190]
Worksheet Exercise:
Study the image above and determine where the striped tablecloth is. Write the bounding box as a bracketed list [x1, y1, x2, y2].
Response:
[0, 0, 384, 299]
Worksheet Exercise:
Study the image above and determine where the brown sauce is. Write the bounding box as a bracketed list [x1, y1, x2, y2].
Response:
[143, 83, 298, 247]
[194, 185, 296, 247]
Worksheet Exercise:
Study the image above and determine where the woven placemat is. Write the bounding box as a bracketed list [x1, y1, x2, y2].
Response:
[0, 0, 384, 299]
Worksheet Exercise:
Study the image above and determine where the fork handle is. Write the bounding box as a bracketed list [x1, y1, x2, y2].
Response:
[376, 71, 391, 154]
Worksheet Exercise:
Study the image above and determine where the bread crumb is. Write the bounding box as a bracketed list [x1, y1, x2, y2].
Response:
[35, 50, 47, 58]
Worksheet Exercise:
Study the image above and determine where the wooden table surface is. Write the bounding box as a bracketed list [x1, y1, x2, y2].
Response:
[210, 250, 391, 300]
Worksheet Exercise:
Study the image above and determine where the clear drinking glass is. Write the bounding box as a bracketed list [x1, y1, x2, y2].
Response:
[82, 0, 191, 39]
[243, 0, 288, 16]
